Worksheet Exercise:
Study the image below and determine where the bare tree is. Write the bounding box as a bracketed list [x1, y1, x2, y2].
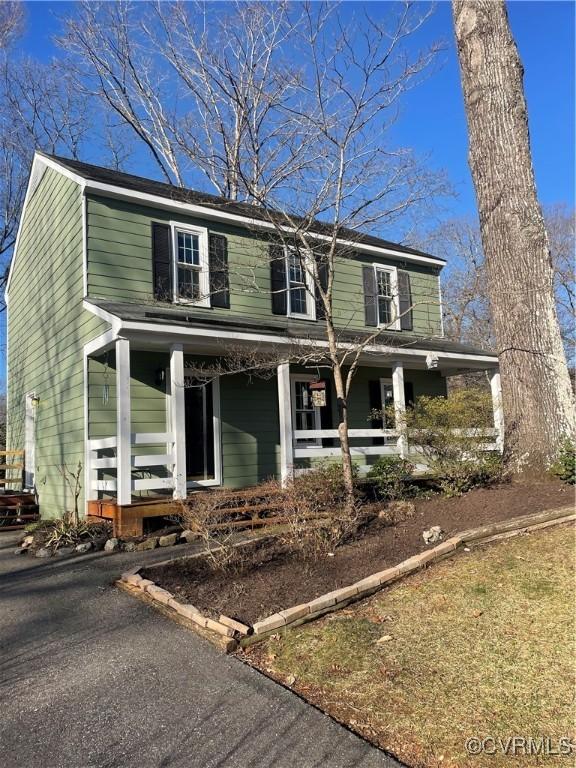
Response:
[234, 3, 447, 507]
[0, 1, 23, 49]
[431, 211, 575, 362]
[60, 0, 306, 199]
[452, 0, 575, 471]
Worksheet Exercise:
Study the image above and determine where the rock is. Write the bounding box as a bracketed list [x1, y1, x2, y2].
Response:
[136, 537, 158, 551]
[20, 535, 34, 549]
[122, 541, 136, 552]
[14, 547, 28, 555]
[423, 526, 443, 545]
[158, 533, 177, 547]
[376, 635, 394, 644]
[75, 542, 93, 554]
[179, 530, 196, 543]
[35, 547, 51, 558]
[55, 546, 75, 557]
[104, 538, 119, 552]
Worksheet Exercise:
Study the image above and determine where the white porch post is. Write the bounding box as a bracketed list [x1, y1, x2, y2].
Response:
[115, 337, 132, 505]
[277, 362, 294, 487]
[170, 344, 187, 498]
[392, 361, 408, 458]
[490, 368, 504, 452]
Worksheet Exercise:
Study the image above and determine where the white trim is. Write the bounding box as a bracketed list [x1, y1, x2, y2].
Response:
[278, 363, 294, 486]
[82, 193, 88, 298]
[169, 344, 187, 498]
[170, 221, 210, 307]
[285, 247, 316, 321]
[117, 318, 498, 365]
[180, 369, 222, 488]
[24, 392, 37, 490]
[290, 374, 322, 446]
[83, 328, 117, 357]
[6, 154, 86, 296]
[489, 369, 504, 452]
[391, 362, 407, 457]
[437, 274, 445, 338]
[294, 445, 400, 458]
[294, 428, 395, 439]
[115, 337, 132, 505]
[373, 263, 401, 331]
[82, 300, 121, 336]
[379, 377, 395, 431]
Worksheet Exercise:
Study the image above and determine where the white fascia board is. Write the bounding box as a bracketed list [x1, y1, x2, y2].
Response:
[83, 328, 118, 357]
[83, 299, 122, 335]
[118, 318, 498, 365]
[82, 178, 446, 268]
[5, 153, 86, 297]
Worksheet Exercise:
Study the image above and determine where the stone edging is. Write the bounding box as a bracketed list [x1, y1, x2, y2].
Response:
[117, 505, 574, 653]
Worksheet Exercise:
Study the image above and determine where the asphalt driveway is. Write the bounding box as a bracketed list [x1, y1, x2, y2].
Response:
[0, 532, 402, 768]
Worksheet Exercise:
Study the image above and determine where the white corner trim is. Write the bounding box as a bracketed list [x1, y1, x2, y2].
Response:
[278, 363, 294, 486]
[5, 153, 86, 296]
[437, 274, 445, 338]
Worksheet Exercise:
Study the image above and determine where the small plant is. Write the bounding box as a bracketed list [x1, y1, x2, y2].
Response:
[58, 461, 83, 525]
[282, 462, 363, 559]
[550, 439, 576, 484]
[367, 456, 415, 501]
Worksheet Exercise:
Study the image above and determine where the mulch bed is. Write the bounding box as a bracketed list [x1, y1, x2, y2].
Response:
[142, 479, 572, 625]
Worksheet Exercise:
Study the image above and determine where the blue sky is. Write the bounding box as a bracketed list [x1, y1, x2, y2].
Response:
[1, 1, 573, 391]
[19, 0, 575, 217]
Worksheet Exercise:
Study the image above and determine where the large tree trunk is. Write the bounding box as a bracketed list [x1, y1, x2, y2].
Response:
[452, 0, 575, 471]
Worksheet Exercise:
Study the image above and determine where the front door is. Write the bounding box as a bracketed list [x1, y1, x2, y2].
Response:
[184, 378, 217, 484]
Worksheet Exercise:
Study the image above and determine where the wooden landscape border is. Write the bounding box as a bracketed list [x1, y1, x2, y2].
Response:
[116, 505, 575, 653]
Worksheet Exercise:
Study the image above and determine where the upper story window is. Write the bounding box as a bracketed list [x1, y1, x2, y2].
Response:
[172, 224, 210, 306]
[286, 248, 315, 320]
[374, 265, 400, 330]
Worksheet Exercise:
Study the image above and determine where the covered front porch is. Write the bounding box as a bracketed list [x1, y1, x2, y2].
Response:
[83, 319, 502, 535]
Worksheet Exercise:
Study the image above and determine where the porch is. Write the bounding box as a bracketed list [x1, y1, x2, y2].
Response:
[83, 328, 502, 535]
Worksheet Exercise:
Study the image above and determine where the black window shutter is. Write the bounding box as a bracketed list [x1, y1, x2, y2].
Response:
[152, 222, 172, 302]
[319, 378, 335, 447]
[209, 233, 230, 309]
[404, 381, 415, 408]
[315, 258, 329, 320]
[270, 244, 287, 315]
[368, 380, 384, 446]
[398, 270, 413, 331]
[363, 265, 378, 326]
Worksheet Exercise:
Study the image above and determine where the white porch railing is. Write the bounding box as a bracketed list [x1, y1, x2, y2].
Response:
[87, 432, 175, 496]
[292, 427, 500, 461]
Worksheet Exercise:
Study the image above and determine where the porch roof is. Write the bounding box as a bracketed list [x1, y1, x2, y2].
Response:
[86, 298, 498, 366]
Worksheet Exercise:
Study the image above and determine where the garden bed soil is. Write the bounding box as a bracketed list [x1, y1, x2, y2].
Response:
[142, 479, 572, 626]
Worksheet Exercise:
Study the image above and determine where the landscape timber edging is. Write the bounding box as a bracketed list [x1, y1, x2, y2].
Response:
[116, 505, 575, 653]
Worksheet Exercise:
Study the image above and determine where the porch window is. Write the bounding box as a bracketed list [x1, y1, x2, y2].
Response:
[374, 266, 400, 330]
[286, 248, 315, 320]
[380, 378, 395, 428]
[172, 224, 209, 306]
[291, 377, 321, 445]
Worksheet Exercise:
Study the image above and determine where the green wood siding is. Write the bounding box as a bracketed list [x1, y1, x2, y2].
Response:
[86, 195, 442, 336]
[7, 168, 106, 517]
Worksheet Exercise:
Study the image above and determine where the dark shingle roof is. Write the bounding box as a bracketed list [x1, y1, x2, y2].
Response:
[86, 298, 496, 358]
[43, 152, 445, 265]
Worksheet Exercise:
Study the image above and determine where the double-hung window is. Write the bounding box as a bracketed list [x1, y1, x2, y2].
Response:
[173, 224, 209, 306]
[374, 266, 400, 330]
[291, 377, 321, 446]
[286, 248, 315, 320]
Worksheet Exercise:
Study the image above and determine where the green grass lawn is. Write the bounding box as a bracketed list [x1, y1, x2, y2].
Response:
[243, 524, 576, 768]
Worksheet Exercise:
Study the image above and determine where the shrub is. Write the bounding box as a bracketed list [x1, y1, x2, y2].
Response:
[282, 462, 362, 559]
[367, 456, 415, 500]
[31, 515, 112, 550]
[405, 389, 503, 496]
[550, 439, 576, 484]
[179, 481, 282, 572]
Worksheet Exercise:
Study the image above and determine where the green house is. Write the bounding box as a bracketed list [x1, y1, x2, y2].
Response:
[6, 152, 501, 522]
